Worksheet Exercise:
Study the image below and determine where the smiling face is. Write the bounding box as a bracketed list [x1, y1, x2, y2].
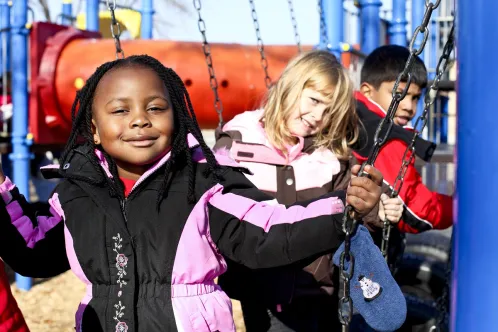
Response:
[285, 87, 330, 138]
[91, 65, 175, 180]
[360, 81, 422, 127]
[262, 50, 358, 159]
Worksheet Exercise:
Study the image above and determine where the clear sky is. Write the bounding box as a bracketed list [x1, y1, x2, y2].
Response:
[34, 0, 394, 45]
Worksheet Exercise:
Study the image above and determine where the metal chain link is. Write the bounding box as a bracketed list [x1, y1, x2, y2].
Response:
[430, 237, 452, 332]
[193, 0, 224, 128]
[380, 218, 392, 259]
[426, 24, 455, 332]
[248, 0, 272, 89]
[286, 0, 301, 53]
[380, 14, 454, 263]
[338, 1, 442, 329]
[317, 0, 329, 48]
[107, 0, 125, 59]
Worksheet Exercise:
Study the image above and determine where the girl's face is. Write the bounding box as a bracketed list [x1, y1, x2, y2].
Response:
[92, 66, 174, 180]
[285, 87, 329, 138]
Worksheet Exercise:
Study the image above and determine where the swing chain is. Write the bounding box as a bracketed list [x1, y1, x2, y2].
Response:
[248, 0, 272, 89]
[380, 21, 455, 261]
[380, 218, 392, 258]
[338, 209, 357, 326]
[107, 0, 125, 59]
[287, 0, 302, 53]
[338, 0, 442, 329]
[433, 234, 454, 331]
[317, 0, 329, 48]
[424, 25, 456, 332]
[193, 0, 224, 128]
[409, 0, 441, 56]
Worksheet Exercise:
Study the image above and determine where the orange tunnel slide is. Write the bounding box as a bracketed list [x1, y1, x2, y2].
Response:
[28, 22, 355, 146]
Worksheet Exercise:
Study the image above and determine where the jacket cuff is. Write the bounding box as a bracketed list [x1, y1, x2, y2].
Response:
[0, 177, 15, 204]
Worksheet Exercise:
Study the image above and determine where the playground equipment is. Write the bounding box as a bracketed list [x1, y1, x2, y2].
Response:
[6, 0, 495, 331]
[29, 26, 311, 145]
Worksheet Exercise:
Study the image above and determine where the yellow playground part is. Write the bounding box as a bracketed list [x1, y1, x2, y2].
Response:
[75, 9, 142, 39]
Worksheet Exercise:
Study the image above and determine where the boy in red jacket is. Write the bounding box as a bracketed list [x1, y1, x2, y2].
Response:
[353, 45, 453, 235]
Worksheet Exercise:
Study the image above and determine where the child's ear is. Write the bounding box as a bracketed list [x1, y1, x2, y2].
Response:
[92, 119, 101, 145]
[360, 82, 374, 99]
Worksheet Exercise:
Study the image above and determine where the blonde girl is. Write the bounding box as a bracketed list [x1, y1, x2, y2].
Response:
[215, 50, 402, 332]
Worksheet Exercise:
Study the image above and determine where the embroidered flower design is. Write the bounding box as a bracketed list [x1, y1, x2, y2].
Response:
[112, 233, 128, 330]
[116, 254, 128, 267]
[112, 234, 128, 288]
[113, 233, 123, 251]
[114, 301, 125, 321]
[115, 321, 128, 332]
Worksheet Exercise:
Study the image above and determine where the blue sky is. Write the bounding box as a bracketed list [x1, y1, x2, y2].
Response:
[34, 0, 393, 45]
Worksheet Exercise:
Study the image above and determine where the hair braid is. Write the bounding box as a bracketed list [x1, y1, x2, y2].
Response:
[165, 69, 222, 179]
[59, 61, 126, 196]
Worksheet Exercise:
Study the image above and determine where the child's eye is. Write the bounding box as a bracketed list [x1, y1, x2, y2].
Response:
[148, 107, 165, 112]
[310, 97, 319, 105]
[112, 109, 127, 114]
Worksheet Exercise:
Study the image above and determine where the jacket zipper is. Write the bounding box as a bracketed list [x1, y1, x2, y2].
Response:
[120, 198, 128, 222]
[119, 198, 136, 249]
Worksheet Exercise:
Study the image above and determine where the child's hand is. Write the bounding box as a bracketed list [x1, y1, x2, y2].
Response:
[378, 194, 403, 223]
[347, 165, 383, 218]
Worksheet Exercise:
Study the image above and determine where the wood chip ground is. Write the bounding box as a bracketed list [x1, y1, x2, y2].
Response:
[8, 269, 246, 332]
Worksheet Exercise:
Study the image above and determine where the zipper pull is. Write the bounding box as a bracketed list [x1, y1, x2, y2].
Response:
[120, 199, 128, 223]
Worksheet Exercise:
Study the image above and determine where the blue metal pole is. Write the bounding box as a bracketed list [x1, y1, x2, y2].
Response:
[86, 0, 99, 32]
[454, 0, 498, 330]
[62, 0, 73, 26]
[140, 0, 154, 39]
[412, 0, 427, 133]
[389, 0, 407, 46]
[0, 0, 11, 75]
[428, 7, 442, 142]
[0, 3, 11, 182]
[321, 0, 343, 58]
[358, 0, 382, 54]
[10, 0, 32, 291]
[440, 95, 448, 143]
[356, 11, 361, 46]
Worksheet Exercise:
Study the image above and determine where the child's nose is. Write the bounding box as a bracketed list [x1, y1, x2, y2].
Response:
[312, 109, 325, 122]
[401, 98, 414, 113]
[130, 113, 151, 128]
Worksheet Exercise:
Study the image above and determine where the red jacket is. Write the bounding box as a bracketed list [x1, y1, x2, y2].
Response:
[353, 91, 453, 233]
[0, 260, 29, 332]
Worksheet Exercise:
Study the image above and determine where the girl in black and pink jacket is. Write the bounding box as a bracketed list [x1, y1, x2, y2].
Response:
[0, 55, 383, 332]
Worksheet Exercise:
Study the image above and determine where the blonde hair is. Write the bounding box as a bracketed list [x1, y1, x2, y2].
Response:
[261, 50, 359, 160]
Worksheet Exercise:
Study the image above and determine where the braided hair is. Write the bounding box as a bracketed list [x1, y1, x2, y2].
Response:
[59, 55, 221, 206]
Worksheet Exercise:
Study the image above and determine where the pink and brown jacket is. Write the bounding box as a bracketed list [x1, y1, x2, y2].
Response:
[214, 109, 380, 305]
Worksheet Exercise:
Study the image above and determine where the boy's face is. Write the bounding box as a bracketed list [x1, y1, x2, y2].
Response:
[360, 81, 422, 127]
